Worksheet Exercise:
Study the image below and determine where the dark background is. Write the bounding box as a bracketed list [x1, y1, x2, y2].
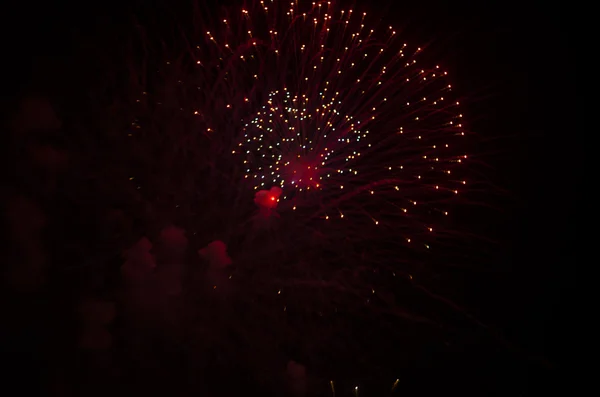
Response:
[2, 0, 577, 394]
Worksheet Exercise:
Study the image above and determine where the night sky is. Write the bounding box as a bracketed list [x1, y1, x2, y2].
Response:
[2, 0, 577, 395]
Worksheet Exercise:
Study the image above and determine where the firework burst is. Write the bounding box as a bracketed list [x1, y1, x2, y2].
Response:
[123, 0, 476, 301]
[198, 1, 471, 260]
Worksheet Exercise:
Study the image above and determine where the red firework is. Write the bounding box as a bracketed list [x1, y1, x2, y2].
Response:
[121, 0, 475, 283]
[194, 1, 470, 252]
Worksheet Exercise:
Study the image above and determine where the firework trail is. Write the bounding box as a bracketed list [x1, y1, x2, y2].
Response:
[202, 1, 468, 259]
[123, 0, 475, 303]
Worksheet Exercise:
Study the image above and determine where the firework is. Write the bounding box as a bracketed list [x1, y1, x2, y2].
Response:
[193, 1, 470, 256]
[124, 0, 474, 298]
